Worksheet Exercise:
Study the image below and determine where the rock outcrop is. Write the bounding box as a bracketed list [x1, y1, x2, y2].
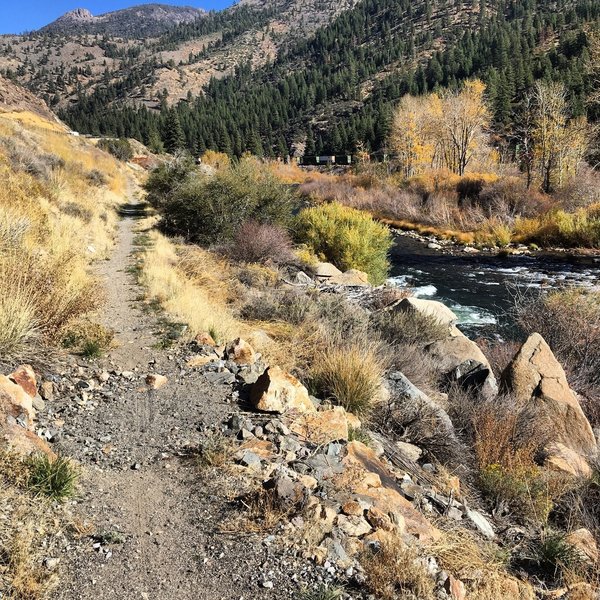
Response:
[503, 333, 597, 464]
[396, 297, 460, 333]
[426, 334, 498, 399]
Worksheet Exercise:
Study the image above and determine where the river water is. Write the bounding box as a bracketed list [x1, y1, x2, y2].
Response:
[388, 233, 600, 339]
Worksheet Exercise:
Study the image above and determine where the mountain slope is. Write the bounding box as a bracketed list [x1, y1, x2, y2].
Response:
[1, 0, 599, 157]
[0, 75, 58, 122]
[58, 0, 600, 156]
[40, 4, 207, 37]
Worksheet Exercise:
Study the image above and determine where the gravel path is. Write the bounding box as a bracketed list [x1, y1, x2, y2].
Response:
[51, 204, 297, 600]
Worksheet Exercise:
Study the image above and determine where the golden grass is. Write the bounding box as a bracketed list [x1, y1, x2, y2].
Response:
[139, 231, 241, 343]
[0, 112, 128, 357]
[429, 524, 535, 599]
[310, 340, 387, 416]
[360, 534, 435, 600]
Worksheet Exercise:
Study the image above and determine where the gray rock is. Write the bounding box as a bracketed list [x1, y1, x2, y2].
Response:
[294, 271, 313, 285]
[466, 509, 495, 539]
[239, 451, 262, 470]
[204, 371, 236, 385]
[32, 394, 46, 412]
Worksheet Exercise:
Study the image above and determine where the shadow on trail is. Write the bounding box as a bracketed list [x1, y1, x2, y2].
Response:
[119, 202, 149, 219]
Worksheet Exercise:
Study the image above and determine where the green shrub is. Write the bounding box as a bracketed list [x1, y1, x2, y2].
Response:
[297, 585, 344, 600]
[526, 530, 587, 583]
[146, 157, 297, 245]
[295, 203, 393, 285]
[97, 138, 134, 162]
[27, 454, 78, 501]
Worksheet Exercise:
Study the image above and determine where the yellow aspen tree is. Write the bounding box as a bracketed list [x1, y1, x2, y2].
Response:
[531, 81, 589, 192]
[440, 79, 490, 176]
[390, 95, 434, 177]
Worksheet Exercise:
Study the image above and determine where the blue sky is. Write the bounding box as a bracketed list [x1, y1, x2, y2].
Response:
[0, 0, 236, 34]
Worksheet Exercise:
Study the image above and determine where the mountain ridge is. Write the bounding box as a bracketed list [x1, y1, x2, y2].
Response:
[40, 3, 207, 37]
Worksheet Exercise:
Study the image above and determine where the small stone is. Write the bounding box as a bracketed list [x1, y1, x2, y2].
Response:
[262, 581, 273, 589]
[40, 381, 54, 401]
[145, 373, 168, 390]
[131, 463, 141, 471]
[195, 332, 216, 346]
[336, 514, 372, 537]
[466, 509, 495, 539]
[238, 428, 254, 440]
[44, 557, 60, 570]
[341, 501, 363, 516]
[32, 395, 45, 411]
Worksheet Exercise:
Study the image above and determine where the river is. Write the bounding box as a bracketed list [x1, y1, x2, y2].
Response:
[388, 233, 600, 339]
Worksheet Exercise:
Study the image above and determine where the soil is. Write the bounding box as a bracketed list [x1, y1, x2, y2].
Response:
[50, 204, 308, 600]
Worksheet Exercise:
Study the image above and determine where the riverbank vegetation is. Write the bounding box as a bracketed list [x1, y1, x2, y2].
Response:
[292, 76, 600, 250]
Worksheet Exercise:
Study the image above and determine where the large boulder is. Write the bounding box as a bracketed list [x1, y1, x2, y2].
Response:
[329, 269, 370, 287]
[250, 366, 316, 414]
[314, 262, 343, 280]
[502, 333, 597, 459]
[426, 334, 498, 399]
[395, 297, 460, 333]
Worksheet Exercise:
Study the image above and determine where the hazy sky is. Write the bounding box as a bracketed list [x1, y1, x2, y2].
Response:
[0, 1, 236, 34]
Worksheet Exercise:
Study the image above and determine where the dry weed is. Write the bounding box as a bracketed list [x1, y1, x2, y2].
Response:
[360, 534, 435, 600]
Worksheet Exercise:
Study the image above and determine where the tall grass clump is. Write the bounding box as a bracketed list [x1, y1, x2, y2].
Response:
[295, 202, 393, 284]
[360, 534, 435, 600]
[26, 454, 78, 501]
[310, 338, 387, 416]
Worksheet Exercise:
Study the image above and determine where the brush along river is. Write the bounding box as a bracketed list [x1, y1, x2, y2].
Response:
[388, 233, 600, 339]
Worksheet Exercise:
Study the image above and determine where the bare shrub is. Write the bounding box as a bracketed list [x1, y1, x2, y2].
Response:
[476, 338, 521, 380]
[389, 344, 441, 398]
[476, 177, 551, 219]
[372, 309, 449, 346]
[227, 220, 294, 265]
[555, 165, 600, 211]
[469, 398, 560, 522]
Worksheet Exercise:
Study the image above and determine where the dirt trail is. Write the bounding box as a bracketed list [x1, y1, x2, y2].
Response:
[53, 204, 282, 600]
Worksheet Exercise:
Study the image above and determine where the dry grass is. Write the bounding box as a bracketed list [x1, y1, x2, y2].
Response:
[360, 534, 435, 600]
[138, 231, 241, 343]
[429, 524, 535, 599]
[310, 338, 388, 416]
[0, 450, 69, 599]
[0, 113, 127, 358]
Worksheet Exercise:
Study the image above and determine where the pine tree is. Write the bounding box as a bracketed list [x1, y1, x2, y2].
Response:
[162, 109, 184, 153]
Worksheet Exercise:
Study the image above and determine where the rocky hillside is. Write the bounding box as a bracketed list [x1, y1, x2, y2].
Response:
[40, 4, 207, 37]
[0, 74, 58, 121]
[0, 0, 358, 111]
